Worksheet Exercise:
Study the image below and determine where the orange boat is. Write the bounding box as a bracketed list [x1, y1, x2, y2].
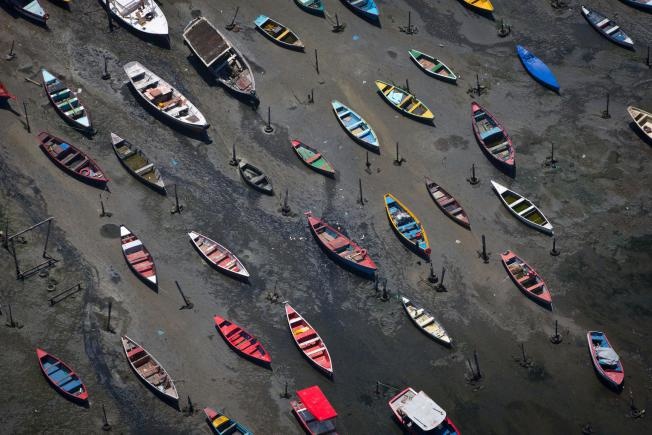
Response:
[285, 303, 333, 377]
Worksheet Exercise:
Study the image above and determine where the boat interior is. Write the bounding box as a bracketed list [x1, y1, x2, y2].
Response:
[42, 356, 85, 396]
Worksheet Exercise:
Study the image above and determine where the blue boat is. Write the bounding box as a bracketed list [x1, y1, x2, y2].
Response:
[341, 0, 379, 22]
[516, 45, 559, 92]
[331, 100, 380, 152]
[581, 6, 634, 49]
[294, 0, 325, 16]
[620, 0, 652, 13]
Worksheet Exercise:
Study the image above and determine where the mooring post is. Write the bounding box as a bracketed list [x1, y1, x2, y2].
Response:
[476, 74, 481, 95]
[314, 49, 319, 74]
[550, 319, 562, 344]
[365, 151, 371, 173]
[468, 163, 479, 185]
[6, 304, 15, 327]
[647, 46, 650, 68]
[550, 237, 560, 256]
[3, 215, 8, 249]
[42, 218, 52, 259]
[280, 381, 290, 398]
[474, 350, 481, 379]
[170, 184, 184, 214]
[381, 280, 389, 301]
[405, 79, 410, 93]
[6, 40, 16, 61]
[229, 143, 238, 166]
[226, 6, 239, 31]
[176, 281, 193, 310]
[102, 403, 111, 431]
[602, 92, 611, 119]
[438, 267, 446, 291]
[102, 56, 111, 80]
[106, 301, 112, 332]
[428, 262, 438, 284]
[394, 141, 402, 165]
[281, 189, 291, 215]
[374, 274, 379, 292]
[521, 343, 527, 362]
[376, 381, 380, 395]
[23, 101, 30, 133]
[264, 106, 273, 133]
[357, 178, 364, 205]
[481, 235, 489, 263]
[308, 88, 314, 104]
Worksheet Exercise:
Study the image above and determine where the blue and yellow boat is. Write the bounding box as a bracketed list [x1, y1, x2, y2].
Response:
[384, 194, 430, 258]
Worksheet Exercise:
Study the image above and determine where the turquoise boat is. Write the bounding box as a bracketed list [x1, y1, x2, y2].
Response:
[341, 0, 379, 22]
[294, 0, 325, 16]
[331, 100, 380, 152]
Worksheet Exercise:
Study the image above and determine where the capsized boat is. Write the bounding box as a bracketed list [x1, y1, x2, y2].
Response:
[254, 15, 304, 51]
[408, 49, 457, 83]
[214, 315, 271, 366]
[238, 159, 273, 195]
[500, 250, 553, 310]
[120, 225, 157, 290]
[36, 348, 88, 403]
[291, 385, 338, 435]
[389, 387, 460, 434]
[41, 69, 93, 134]
[294, 0, 325, 16]
[375, 80, 434, 122]
[471, 102, 515, 172]
[285, 303, 333, 376]
[38, 132, 108, 187]
[291, 140, 335, 177]
[341, 0, 379, 22]
[491, 181, 553, 235]
[332, 100, 380, 152]
[581, 5, 634, 49]
[111, 133, 166, 194]
[425, 177, 470, 229]
[6, 0, 49, 25]
[101, 0, 168, 38]
[384, 193, 430, 258]
[401, 297, 452, 347]
[188, 231, 249, 280]
[204, 407, 254, 435]
[627, 106, 652, 142]
[460, 0, 494, 14]
[516, 45, 559, 92]
[587, 331, 624, 390]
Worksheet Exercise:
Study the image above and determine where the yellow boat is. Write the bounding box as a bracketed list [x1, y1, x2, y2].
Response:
[375, 80, 434, 122]
[384, 193, 431, 258]
[462, 0, 494, 13]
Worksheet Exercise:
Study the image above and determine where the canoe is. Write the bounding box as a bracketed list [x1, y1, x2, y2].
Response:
[620, 0, 652, 12]
[500, 250, 553, 310]
[332, 100, 380, 152]
[516, 45, 559, 92]
[581, 6, 634, 49]
[491, 181, 553, 235]
[41, 69, 93, 134]
[100, 0, 168, 37]
[238, 160, 273, 195]
[120, 225, 158, 290]
[294, 0, 325, 16]
[121, 336, 179, 406]
[341, 0, 379, 21]
[38, 131, 109, 187]
[111, 133, 166, 194]
[627, 106, 652, 142]
[204, 407, 253, 435]
[375, 80, 434, 122]
[285, 303, 333, 377]
[188, 231, 250, 280]
[401, 297, 452, 347]
[6, 0, 49, 25]
[389, 387, 460, 435]
[384, 193, 430, 258]
[291, 140, 335, 177]
[460, 0, 494, 13]
[0, 82, 16, 100]
[408, 49, 457, 83]
[587, 331, 624, 389]
[254, 15, 304, 51]
[36, 348, 88, 403]
[305, 210, 377, 277]
[213, 315, 271, 366]
[123, 61, 208, 132]
[471, 102, 515, 171]
[424, 177, 470, 229]
[291, 386, 338, 435]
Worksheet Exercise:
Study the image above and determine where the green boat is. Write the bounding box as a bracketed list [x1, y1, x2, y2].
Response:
[291, 140, 335, 177]
[408, 49, 457, 83]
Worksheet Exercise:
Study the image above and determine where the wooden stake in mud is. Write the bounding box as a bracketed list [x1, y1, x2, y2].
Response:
[102, 56, 111, 80]
[176, 281, 193, 310]
[473, 350, 482, 379]
[357, 178, 365, 205]
[280, 381, 290, 398]
[23, 101, 30, 133]
[6, 40, 16, 61]
[601, 92, 611, 119]
[229, 143, 238, 166]
[99, 194, 112, 218]
[281, 189, 291, 216]
[381, 279, 389, 301]
[3, 215, 9, 250]
[481, 235, 489, 263]
[405, 79, 410, 93]
[226, 7, 239, 31]
[106, 301, 113, 332]
[314, 49, 319, 74]
[394, 142, 405, 165]
[264, 106, 273, 133]
[437, 267, 446, 291]
[428, 262, 438, 284]
[468, 163, 479, 185]
[550, 319, 562, 344]
[550, 237, 560, 256]
[332, 14, 345, 33]
[647, 46, 650, 68]
[476, 74, 482, 95]
[6, 304, 16, 328]
[101, 403, 111, 431]
[170, 184, 184, 214]
[365, 151, 371, 173]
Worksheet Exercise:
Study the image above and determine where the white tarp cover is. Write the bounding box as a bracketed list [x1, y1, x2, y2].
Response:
[596, 347, 620, 366]
[403, 391, 446, 431]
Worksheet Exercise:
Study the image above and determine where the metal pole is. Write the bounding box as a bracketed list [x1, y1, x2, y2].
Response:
[264, 106, 273, 133]
[314, 49, 319, 74]
[405, 79, 410, 93]
[23, 101, 30, 133]
[102, 404, 111, 431]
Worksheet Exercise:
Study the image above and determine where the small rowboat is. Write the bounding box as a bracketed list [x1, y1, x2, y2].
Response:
[213, 315, 271, 366]
[620, 0, 652, 12]
[101, 0, 168, 38]
[291, 386, 338, 435]
[471, 102, 515, 172]
[389, 387, 460, 435]
[341, 0, 379, 22]
[408, 49, 457, 83]
[401, 297, 452, 347]
[204, 407, 253, 435]
[111, 133, 166, 194]
[500, 250, 552, 310]
[516, 45, 559, 92]
[375, 80, 434, 122]
[238, 160, 273, 195]
[425, 177, 470, 229]
[491, 181, 553, 235]
[0, 82, 16, 101]
[120, 225, 157, 290]
[6, 0, 49, 25]
[587, 331, 624, 390]
[305, 211, 377, 277]
[124, 61, 208, 133]
[291, 140, 335, 177]
[188, 231, 249, 280]
[254, 15, 304, 51]
[285, 303, 333, 377]
[384, 193, 431, 258]
[627, 106, 652, 142]
[38, 132, 108, 187]
[36, 348, 88, 403]
[460, 0, 494, 14]
[121, 336, 179, 406]
[581, 6, 634, 49]
[42, 69, 93, 134]
[332, 100, 380, 152]
[294, 0, 325, 16]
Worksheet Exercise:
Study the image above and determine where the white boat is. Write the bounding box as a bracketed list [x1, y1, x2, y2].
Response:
[627, 106, 652, 142]
[187, 231, 250, 280]
[401, 297, 451, 347]
[388, 387, 460, 434]
[102, 0, 168, 38]
[491, 180, 553, 235]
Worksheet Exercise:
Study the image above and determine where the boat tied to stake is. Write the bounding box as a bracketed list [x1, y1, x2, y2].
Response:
[291, 140, 335, 177]
[204, 407, 254, 435]
[401, 297, 452, 347]
[500, 250, 553, 310]
[491, 180, 554, 235]
[214, 315, 271, 367]
[332, 100, 380, 152]
[375, 80, 434, 122]
[285, 303, 333, 377]
[587, 331, 624, 389]
[101, 0, 168, 38]
[36, 348, 88, 403]
[516, 45, 559, 92]
[425, 177, 470, 229]
[388, 387, 460, 434]
[471, 102, 515, 172]
[384, 193, 430, 258]
[188, 231, 249, 280]
[41, 69, 93, 134]
[254, 15, 305, 51]
[291, 385, 338, 435]
[38, 132, 108, 187]
[111, 133, 166, 194]
[408, 49, 457, 83]
[120, 225, 158, 290]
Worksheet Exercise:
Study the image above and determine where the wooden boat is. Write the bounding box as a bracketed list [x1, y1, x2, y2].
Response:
[620, 0, 652, 12]
[401, 297, 452, 347]
[6, 0, 49, 25]
[389, 387, 460, 435]
[516, 45, 559, 92]
[238, 160, 273, 195]
[111, 133, 166, 194]
[121, 336, 179, 406]
[36, 348, 88, 403]
[101, 0, 168, 38]
[460, 0, 494, 14]
[581, 6, 634, 49]
[384, 193, 430, 258]
[341, 0, 379, 22]
[204, 407, 253, 435]
[491, 181, 553, 235]
[471, 102, 515, 171]
[331, 100, 380, 152]
[41, 69, 93, 134]
[500, 250, 553, 310]
[291, 386, 338, 435]
[38, 132, 108, 187]
[188, 231, 249, 280]
[254, 15, 304, 51]
[285, 303, 333, 377]
[587, 331, 624, 390]
[213, 315, 271, 366]
[0, 82, 16, 101]
[123, 61, 208, 132]
[120, 225, 157, 290]
[424, 177, 470, 229]
[408, 49, 457, 83]
[375, 80, 434, 122]
[305, 211, 377, 277]
[291, 140, 335, 177]
[294, 0, 325, 16]
[627, 106, 652, 142]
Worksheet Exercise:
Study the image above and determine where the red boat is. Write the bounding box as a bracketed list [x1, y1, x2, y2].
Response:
[213, 315, 271, 367]
[424, 177, 470, 229]
[471, 102, 515, 173]
[291, 385, 338, 435]
[500, 251, 552, 310]
[120, 225, 157, 290]
[0, 82, 16, 101]
[587, 331, 624, 390]
[388, 387, 460, 434]
[38, 132, 108, 187]
[285, 303, 333, 377]
[36, 348, 88, 403]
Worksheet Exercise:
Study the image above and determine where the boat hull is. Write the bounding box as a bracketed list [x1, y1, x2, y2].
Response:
[516, 45, 559, 92]
[188, 232, 249, 281]
[384, 194, 431, 259]
[36, 348, 88, 404]
[214, 315, 271, 367]
[38, 132, 109, 187]
[41, 70, 94, 135]
[471, 102, 515, 176]
[500, 251, 553, 310]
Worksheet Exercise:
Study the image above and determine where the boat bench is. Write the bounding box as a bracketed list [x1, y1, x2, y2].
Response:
[135, 163, 154, 175]
[250, 175, 266, 185]
[61, 379, 82, 392]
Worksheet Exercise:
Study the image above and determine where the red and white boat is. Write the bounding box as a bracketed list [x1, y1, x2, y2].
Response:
[291, 385, 338, 435]
[500, 250, 552, 310]
[120, 225, 157, 290]
[285, 303, 333, 377]
[587, 331, 624, 390]
[188, 231, 249, 280]
[213, 315, 271, 367]
[36, 348, 88, 403]
[389, 387, 460, 434]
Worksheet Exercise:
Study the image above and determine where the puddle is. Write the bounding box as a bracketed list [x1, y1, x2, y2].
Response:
[100, 223, 121, 239]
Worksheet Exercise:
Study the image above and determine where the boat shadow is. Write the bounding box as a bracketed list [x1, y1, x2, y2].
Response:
[0, 99, 22, 116]
[98, 2, 170, 49]
[629, 122, 652, 146]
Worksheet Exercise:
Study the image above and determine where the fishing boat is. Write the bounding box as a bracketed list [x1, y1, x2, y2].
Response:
[6, 0, 49, 25]
[471, 102, 515, 172]
[341, 0, 379, 22]
[491, 181, 553, 235]
[38, 132, 108, 187]
[188, 231, 249, 280]
[375, 80, 434, 122]
[460, 0, 494, 14]
[408, 49, 457, 83]
[627, 106, 652, 142]
[213, 315, 271, 366]
[291, 385, 338, 435]
[581, 6, 634, 49]
[389, 387, 460, 435]
[254, 15, 304, 51]
[331, 100, 380, 152]
[620, 0, 652, 12]
[238, 160, 273, 195]
[291, 140, 335, 177]
[120, 225, 157, 290]
[285, 303, 333, 377]
[41, 69, 93, 134]
[587, 331, 624, 389]
[123, 61, 208, 133]
[294, 0, 325, 16]
[111, 133, 166, 194]
[500, 250, 553, 310]
[305, 211, 377, 277]
[384, 193, 430, 258]
[121, 336, 179, 406]
[204, 407, 253, 435]
[101, 0, 168, 39]
[0, 82, 16, 101]
[424, 177, 470, 229]
[401, 297, 452, 347]
[36, 348, 88, 403]
[516, 45, 559, 92]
